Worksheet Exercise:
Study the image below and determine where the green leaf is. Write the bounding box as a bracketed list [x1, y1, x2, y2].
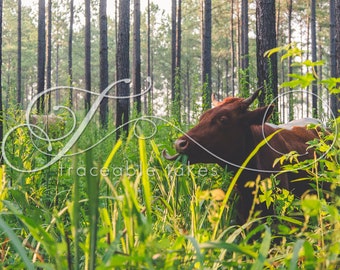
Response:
[281, 73, 315, 89]
[321, 77, 340, 93]
[303, 241, 316, 268]
[281, 46, 303, 61]
[301, 195, 322, 216]
[289, 239, 305, 270]
[302, 59, 325, 67]
[200, 241, 257, 258]
[259, 189, 273, 209]
[251, 226, 271, 270]
[264, 46, 282, 58]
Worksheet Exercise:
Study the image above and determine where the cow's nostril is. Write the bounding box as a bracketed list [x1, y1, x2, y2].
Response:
[175, 139, 188, 152]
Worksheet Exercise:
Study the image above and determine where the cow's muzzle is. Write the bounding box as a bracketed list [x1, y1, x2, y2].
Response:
[174, 139, 189, 153]
[162, 138, 189, 161]
[162, 150, 180, 160]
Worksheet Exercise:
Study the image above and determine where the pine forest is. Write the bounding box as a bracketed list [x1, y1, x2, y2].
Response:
[0, 0, 339, 269]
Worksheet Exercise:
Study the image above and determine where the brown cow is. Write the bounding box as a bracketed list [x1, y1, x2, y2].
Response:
[163, 89, 326, 223]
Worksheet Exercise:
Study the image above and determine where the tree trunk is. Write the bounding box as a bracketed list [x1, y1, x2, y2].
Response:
[0, 0, 3, 162]
[336, 0, 340, 116]
[84, 0, 91, 112]
[175, 0, 182, 121]
[230, 0, 235, 96]
[17, 0, 22, 108]
[305, 8, 310, 117]
[171, 0, 176, 103]
[116, 0, 130, 139]
[310, 0, 318, 117]
[287, 0, 293, 121]
[56, 42, 60, 105]
[318, 24, 323, 116]
[225, 56, 229, 96]
[133, 0, 141, 114]
[68, 0, 74, 107]
[146, 0, 152, 114]
[236, 2, 241, 90]
[256, 0, 278, 118]
[100, 0, 109, 128]
[186, 59, 191, 124]
[241, 0, 249, 96]
[37, 0, 46, 114]
[240, 0, 249, 95]
[331, 0, 340, 117]
[46, 0, 52, 112]
[201, 0, 212, 111]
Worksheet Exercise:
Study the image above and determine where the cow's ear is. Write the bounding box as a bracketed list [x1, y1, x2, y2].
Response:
[243, 105, 274, 125]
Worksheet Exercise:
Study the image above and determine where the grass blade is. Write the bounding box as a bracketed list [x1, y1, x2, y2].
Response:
[186, 236, 204, 268]
[103, 139, 123, 169]
[139, 136, 152, 221]
[0, 216, 35, 270]
[70, 145, 80, 270]
[86, 147, 99, 270]
[250, 225, 271, 270]
[289, 239, 305, 270]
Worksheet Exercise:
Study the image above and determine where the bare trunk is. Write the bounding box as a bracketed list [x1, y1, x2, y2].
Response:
[85, 0, 91, 112]
[256, 0, 278, 122]
[37, 0, 46, 114]
[100, 0, 109, 128]
[230, 0, 235, 96]
[68, 0, 74, 107]
[46, 0, 52, 112]
[116, 0, 130, 139]
[133, 0, 141, 114]
[201, 0, 212, 110]
[17, 0, 22, 108]
[0, 0, 3, 162]
[240, 0, 249, 94]
[288, 0, 293, 121]
[310, 0, 318, 117]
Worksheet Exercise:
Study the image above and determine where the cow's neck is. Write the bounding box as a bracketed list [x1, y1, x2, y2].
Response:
[220, 125, 265, 183]
[239, 124, 277, 181]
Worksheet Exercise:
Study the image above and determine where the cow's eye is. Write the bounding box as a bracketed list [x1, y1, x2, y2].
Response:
[219, 116, 229, 125]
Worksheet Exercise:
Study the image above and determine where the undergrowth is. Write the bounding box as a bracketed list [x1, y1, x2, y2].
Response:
[0, 46, 339, 269]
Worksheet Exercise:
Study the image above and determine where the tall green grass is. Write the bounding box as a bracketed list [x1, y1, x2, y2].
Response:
[2, 118, 339, 269]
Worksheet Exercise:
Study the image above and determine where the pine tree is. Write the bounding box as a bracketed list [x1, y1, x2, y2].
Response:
[0, 0, 3, 162]
[133, 0, 141, 114]
[84, 0, 91, 112]
[240, 0, 249, 95]
[46, 0, 52, 112]
[100, 0, 109, 128]
[201, 0, 212, 111]
[311, 0, 318, 117]
[68, 0, 74, 107]
[17, 0, 22, 108]
[256, 0, 278, 116]
[37, 0, 46, 113]
[116, 0, 130, 139]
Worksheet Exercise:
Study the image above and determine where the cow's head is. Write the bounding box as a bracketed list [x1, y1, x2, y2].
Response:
[163, 89, 274, 167]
